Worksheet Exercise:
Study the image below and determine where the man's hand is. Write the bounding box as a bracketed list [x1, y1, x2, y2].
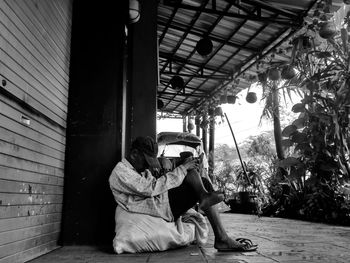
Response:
[182, 157, 199, 171]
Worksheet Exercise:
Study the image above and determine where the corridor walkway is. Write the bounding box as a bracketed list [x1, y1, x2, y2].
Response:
[29, 213, 350, 263]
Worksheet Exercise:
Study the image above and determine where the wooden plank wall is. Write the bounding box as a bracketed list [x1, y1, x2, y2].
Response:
[0, 0, 72, 262]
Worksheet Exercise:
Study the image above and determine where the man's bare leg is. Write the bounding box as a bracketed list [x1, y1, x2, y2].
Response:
[184, 169, 224, 210]
[203, 205, 247, 250]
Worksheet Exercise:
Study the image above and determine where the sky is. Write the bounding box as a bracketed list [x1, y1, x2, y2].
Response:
[157, 85, 277, 146]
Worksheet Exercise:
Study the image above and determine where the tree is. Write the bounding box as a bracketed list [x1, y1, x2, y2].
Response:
[257, 70, 301, 160]
[245, 132, 276, 160]
[214, 144, 239, 163]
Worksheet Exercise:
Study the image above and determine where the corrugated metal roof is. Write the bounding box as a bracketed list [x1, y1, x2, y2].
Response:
[157, 0, 343, 116]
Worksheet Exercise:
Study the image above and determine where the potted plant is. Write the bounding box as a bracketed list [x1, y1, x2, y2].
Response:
[230, 161, 267, 214]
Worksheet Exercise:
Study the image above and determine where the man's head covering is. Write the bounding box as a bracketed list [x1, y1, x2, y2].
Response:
[180, 151, 194, 160]
[131, 136, 161, 169]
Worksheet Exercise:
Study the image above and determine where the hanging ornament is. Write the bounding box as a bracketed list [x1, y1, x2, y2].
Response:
[268, 68, 281, 81]
[319, 21, 337, 39]
[227, 95, 237, 104]
[281, 65, 296, 80]
[214, 106, 223, 116]
[220, 90, 228, 104]
[169, 75, 184, 91]
[257, 72, 268, 83]
[196, 38, 213, 56]
[246, 92, 257, 103]
[129, 0, 140, 23]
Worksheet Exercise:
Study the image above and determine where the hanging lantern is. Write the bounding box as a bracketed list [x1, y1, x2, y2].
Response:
[219, 94, 227, 104]
[227, 95, 236, 104]
[257, 72, 267, 83]
[319, 21, 337, 39]
[268, 68, 281, 81]
[281, 65, 296, 80]
[246, 92, 257, 103]
[214, 106, 223, 116]
[169, 75, 184, 91]
[220, 89, 228, 104]
[196, 38, 213, 56]
[129, 0, 140, 23]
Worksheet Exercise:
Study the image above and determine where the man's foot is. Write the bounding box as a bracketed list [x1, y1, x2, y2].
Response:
[199, 191, 224, 210]
[214, 237, 258, 252]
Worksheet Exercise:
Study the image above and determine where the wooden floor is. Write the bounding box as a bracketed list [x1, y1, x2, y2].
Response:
[28, 213, 350, 263]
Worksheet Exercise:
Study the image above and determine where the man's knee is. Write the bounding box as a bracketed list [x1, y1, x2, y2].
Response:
[188, 169, 199, 176]
[202, 177, 214, 192]
[184, 169, 200, 182]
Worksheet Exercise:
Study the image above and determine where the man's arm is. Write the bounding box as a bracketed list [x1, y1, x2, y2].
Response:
[109, 162, 187, 197]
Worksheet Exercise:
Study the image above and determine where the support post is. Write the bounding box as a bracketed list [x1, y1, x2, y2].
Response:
[208, 114, 215, 182]
[62, 0, 127, 245]
[127, 0, 158, 149]
[202, 116, 208, 155]
[195, 116, 201, 137]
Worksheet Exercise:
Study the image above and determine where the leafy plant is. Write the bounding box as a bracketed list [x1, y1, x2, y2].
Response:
[214, 159, 236, 198]
[263, 2, 350, 225]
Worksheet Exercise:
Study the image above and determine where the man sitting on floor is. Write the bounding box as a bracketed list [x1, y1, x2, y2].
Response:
[109, 136, 257, 252]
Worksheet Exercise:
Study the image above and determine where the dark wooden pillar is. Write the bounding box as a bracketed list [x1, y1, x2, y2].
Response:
[183, 116, 187, 132]
[62, 0, 127, 245]
[195, 116, 201, 137]
[127, 0, 158, 150]
[209, 115, 215, 181]
[202, 116, 208, 155]
[187, 116, 194, 133]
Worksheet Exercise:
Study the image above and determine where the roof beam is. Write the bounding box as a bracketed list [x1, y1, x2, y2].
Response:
[238, 0, 300, 19]
[184, 12, 278, 113]
[158, 20, 258, 53]
[191, 28, 295, 113]
[161, 1, 237, 110]
[165, 3, 301, 26]
[158, 6, 179, 45]
[162, 71, 230, 80]
[159, 80, 209, 93]
[187, 0, 316, 113]
[157, 96, 194, 106]
[160, 1, 210, 75]
[159, 51, 231, 75]
[157, 112, 183, 119]
[171, 5, 261, 113]
[158, 91, 210, 98]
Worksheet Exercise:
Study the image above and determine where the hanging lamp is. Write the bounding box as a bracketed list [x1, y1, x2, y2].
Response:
[129, 0, 140, 23]
[169, 75, 184, 91]
[196, 37, 213, 56]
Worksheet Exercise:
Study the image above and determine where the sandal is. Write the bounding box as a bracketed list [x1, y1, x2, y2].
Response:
[236, 238, 258, 249]
[216, 238, 258, 252]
